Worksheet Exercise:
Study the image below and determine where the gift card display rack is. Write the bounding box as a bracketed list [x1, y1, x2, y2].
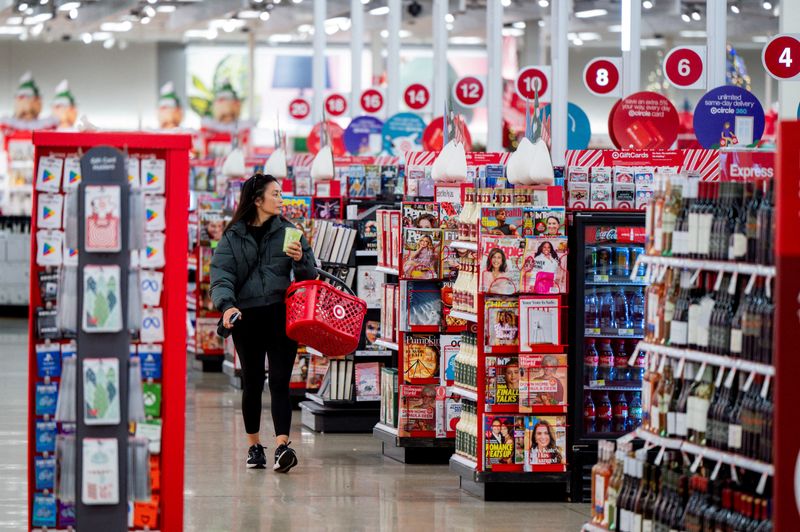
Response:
[27, 131, 190, 531]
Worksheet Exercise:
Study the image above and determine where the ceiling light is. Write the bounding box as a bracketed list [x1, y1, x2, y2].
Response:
[642, 0, 653, 8]
[449, 36, 483, 45]
[238, 10, 260, 19]
[679, 30, 706, 37]
[103, 37, 115, 49]
[577, 32, 601, 41]
[502, 27, 524, 37]
[573, 38, 584, 46]
[268, 33, 293, 42]
[512, 21, 526, 29]
[325, 24, 338, 35]
[445, 13, 454, 23]
[691, 10, 701, 20]
[681, 12, 691, 22]
[362, 0, 371, 4]
[25, 7, 33, 14]
[446, 22, 454, 30]
[607, 24, 621, 32]
[538, 0, 549, 7]
[146, 0, 156, 4]
[730, 3, 740, 14]
[537, 19, 545, 27]
[575, 9, 608, 18]
[30, 22, 42, 35]
[260, 11, 270, 21]
[39, 0, 48, 5]
[762, 1, 772, 9]
[81, 32, 91, 43]
[143, 5, 156, 17]
[68, 8, 77, 19]
[369, 6, 389, 15]
[292, 0, 303, 3]
[272, 0, 280, 3]
[297, 23, 312, 32]
[156, 5, 176, 13]
[0, 26, 25, 34]
[17, 3, 28, 11]
[140, 16, 151, 24]
[752, 35, 769, 43]
[399, 29, 411, 38]
[380, 29, 388, 38]
[100, 20, 132, 32]
[91, 31, 111, 40]
[641, 38, 665, 47]
[7, 16, 22, 24]
[23, 13, 52, 24]
[18, 30, 27, 40]
[501, 0, 511, 6]
[57, 1, 80, 10]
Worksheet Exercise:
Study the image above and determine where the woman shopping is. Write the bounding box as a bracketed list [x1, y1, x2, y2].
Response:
[210, 173, 317, 472]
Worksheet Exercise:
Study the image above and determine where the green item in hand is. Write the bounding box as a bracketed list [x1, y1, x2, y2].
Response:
[283, 227, 303, 253]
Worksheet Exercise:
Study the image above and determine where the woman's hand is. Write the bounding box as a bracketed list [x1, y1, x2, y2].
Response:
[286, 241, 303, 261]
[223, 307, 242, 328]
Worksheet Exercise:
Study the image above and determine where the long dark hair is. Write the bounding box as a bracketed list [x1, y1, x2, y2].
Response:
[486, 248, 507, 272]
[225, 173, 280, 232]
[534, 241, 559, 261]
[533, 420, 562, 464]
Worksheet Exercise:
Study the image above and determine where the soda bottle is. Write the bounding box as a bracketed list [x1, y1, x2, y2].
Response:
[614, 246, 631, 277]
[585, 339, 599, 384]
[629, 288, 646, 330]
[596, 391, 613, 433]
[632, 345, 646, 383]
[585, 288, 600, 328]
[613, 288, 631, 329]
[599, 287, 616, 330]
[584, 391, 596, 434]
[597, 339, 616, 382]
[628, 392, 643, 430]
[613, 393, 629, 432]
[613, 340, 630, 382]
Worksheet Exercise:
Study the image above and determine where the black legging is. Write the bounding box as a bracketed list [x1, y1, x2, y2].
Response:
[231, 304, 298, 436]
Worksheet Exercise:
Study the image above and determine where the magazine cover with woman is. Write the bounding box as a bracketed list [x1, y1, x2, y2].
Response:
[485, 357, 520, 407]
[483, 415, 524, 470]
[523, 415, 567, 471]
[484, 297, 519, 348]
[518, 354, 568, 413]
[521, 207, 566, 237]
[402, 228, 442, 280]
[519, 236, 568, 294]
[480, 236, 525, 295]
[401, 202, 440, 228]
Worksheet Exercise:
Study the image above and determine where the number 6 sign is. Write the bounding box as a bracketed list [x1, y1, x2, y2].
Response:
[664, 46, 706, 89]
[762, 34, 800, 80]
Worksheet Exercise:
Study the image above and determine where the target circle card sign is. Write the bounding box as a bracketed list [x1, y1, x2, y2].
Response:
[516, 66, 551, 101]
[610, 91, 679, 150]
[583, 58, 621, 97]
[664, 46, 706, 89]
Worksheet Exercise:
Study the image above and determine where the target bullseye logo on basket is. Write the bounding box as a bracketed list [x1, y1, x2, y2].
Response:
[333, 304, 346, 320]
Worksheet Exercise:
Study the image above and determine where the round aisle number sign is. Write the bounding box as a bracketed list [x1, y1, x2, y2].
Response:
[583, 58, 621, 97]
[360, 89, 384, 114]
[515, 66, 550, 101]
[664, 46, 705, 89]
[324, 94, 348, 117]
[403, 83, 430, 111]
[453, 76, 485, 108]
[288, 98, 311, 120]
[762, 34, 800, 80]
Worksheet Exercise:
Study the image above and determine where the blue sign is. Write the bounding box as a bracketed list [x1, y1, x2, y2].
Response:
[382, 112, 426, 156]
[541, 102, 592, 150]
[344, 116, 385, 156]
[693, 86, 765, 149]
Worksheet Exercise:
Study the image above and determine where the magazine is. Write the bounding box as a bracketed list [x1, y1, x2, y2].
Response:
[313, 198, 342, 220]
[398, 384, 437, 436]
[523, 415, 567, 470]
[519, 354, 568, 412]
[355, 362, 381, 402]
[403, 334, 439, 381]
[483, 415, 524, 470]
[441, 229, 461, 281]
[402, 228, 442, 280]
[480, 207, 524, 237]
[521, 207, 567, 237]
[485, 356, 519, 407]
[480, 236, 525, 295]
[407, 281, 442, 328]
[401, 202, 440, 228]
[518, 296, 561, 352]
[484, 297, 519, 348]
[439, 334, 460, 386]
[519, 236, 569, 294]
[358, 219, 378, 251]
[282, 196, 312, 220]
[356, 266, 385, 309]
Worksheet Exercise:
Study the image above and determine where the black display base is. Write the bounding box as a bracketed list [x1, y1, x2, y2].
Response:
[299, 400, 379, 433]
[449, 456, 571, 502]
[192, 353, 223, 373]
[290, 387, 307, 409]
[372, 423, 455, 464]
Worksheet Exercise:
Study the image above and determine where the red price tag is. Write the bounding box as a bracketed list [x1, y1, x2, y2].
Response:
[762, 34, 800, 80]
[515, 66, 550, 101]
[325, 93, 348, 117]
[583, 58, 621, 97]
[288, 98, 310, 120]
[360, 89, 384, 114]
[452, 76, 485, 108]
[403, 83, 430, 110]
[664, 46, 705, 89]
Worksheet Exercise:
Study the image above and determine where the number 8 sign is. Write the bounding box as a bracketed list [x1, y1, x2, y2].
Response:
[762, 34, 800, 80]
[583, 58, 621, 97]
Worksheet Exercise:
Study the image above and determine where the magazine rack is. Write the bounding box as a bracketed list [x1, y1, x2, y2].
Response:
[27, 131, 189, 531]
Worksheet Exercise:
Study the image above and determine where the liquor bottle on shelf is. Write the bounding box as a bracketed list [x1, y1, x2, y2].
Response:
[756, 179, 774, 265]
[656, 361, 675, 437]
[591, 441, 613, 524]
[728, 182, 749, 262]
[641, 458, 659, 532]
[602, 446, 626, 530]
[661, 177, 682, 256]
[647, 178, 667, 256]
[632, 460, 651, 532]
[641, 353, 661, 432]
[745, 181, 763, 263]
[686, 364, 714, 445]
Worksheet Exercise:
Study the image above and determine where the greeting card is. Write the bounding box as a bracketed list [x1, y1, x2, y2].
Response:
[141, 158, 166, 194]
[36, 229, 64, 266]
[63, 156, 82, 190]
[83, 358, 121, 425]
[84, 185, 122, 253]
[82, 265, 123, 333]
[144, 195, 166, 232]
[37, 193, 64, 230]
[82, 438, 120, 505]
[140, 307, 165, 343]
[141, 232, 166, 269]
[35, 156, 63, 193]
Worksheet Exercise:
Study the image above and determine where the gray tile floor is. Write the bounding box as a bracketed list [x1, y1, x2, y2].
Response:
[2, 317, 591, 531]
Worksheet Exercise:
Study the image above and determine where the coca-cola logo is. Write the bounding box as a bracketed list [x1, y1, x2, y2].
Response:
[596, 228, 618, 241]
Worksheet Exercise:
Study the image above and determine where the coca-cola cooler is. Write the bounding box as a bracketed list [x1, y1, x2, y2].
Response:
[568, 212, 647, 502]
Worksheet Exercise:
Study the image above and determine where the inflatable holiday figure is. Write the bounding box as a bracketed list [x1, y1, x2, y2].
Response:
[0, 72, 58, 131]
[51, 80, 78, 130]
[507, 90, 554, 186]
[431, 99, 467, 183]
[200, 78, 252, 158]
[157, 82, 183, 130]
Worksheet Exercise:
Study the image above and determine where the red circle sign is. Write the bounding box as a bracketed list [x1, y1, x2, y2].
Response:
[288, 98, 311, 120]
[762, 34, 800, 80]
[610, 91, 679, 150]
[404, 83, 430, 111]
[515, 67, 549, 100]
[325, 94, 347, 117]
[307, 120, 346, 156]
[360, 89, 384, 114]
[583, 59, 620, 96]
[453, 76, 484, 108]
[664, 47, 704, 87]
[422, 116, 473, 152]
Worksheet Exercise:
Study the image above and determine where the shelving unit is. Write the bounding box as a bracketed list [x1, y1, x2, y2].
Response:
[633, 255, 776, 277]
[634, 342, 775, 377]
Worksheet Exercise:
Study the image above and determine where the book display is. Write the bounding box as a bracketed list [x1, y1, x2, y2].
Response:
[27, 131, 189, 531]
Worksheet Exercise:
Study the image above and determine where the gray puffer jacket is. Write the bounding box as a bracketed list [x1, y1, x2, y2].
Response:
[210, 217, 317, 313]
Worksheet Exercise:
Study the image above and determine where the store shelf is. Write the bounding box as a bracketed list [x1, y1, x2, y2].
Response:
[633, 255, 776, 277]
[450, 241, 478, 252]
[374, 422, 398, 437]
[585, 332, 644, 340]
[450, 309, 478, 322]
[635, 342, 775, 377]
[375, 338, 399, 351]
[635, 429, 774, 476]
[451, 385, 478, 402]
[450, 453, 478, 472]
[586, 384, 643, 392]
[376, 265, 400, 276]
[356, 250, 378, 257]
[582, 523, 608, 532]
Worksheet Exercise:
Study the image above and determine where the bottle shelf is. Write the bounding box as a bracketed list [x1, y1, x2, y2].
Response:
[635, 428, 774, 476]
[585, 274, 647, 285]
[585, 384, 643, 392]
[375, 338, 399, 351]
[451, 385, 479, 402]
[633, 255, 776, 278]
[449, 240, 478, 252]
[635, 342, 775, 377]
[450, 309, 478, 323]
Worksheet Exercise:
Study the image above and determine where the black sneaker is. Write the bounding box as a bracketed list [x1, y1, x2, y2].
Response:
[246, 444, 266, 469]
[273, 442, 298, 473]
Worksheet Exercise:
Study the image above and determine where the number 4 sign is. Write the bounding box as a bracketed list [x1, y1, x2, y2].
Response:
[762, 34, 800, 80]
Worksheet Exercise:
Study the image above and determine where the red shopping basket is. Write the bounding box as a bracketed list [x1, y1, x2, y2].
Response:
[285, 269, 367, 357]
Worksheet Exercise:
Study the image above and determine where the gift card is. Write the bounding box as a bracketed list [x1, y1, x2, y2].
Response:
[35, 156, 63, 193]
[140, 307, 164, 343]
[63, 156, 82, 190]
[128, 158, 141, 189]
[34, 456, 56, 491]
[139, 270, 164, 307]
[82, 265, 123, 333]
[142, 382, 162, 418]
[35, 420, 57, 453]
[84, 185, 122, 253]
[144, 195, 166, 232]
[37, 193, 64, 230]
[36, 343, 62, 378]
[36, 230, 64, 266]
[36, 382, 58, 416]
[135, 420, 162, 454]
[130, 249, 141, 270]
[63, 241, 78, 266]
[32, 493, 57, 527]
[141, 232, 166, 269]
[83, 358, 121, 425]
[61, 341, 77, 359]
[137, 344, 163, 380]
[82, 438, 120, 505]
[141, 158, 166, 194]
[58, 501, 76, 528]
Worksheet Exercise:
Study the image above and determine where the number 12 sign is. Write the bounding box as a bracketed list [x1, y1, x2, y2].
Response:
[762, 34, 800, 80]
[583, 57, 621, 97]
[453, 76, 485, 108]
